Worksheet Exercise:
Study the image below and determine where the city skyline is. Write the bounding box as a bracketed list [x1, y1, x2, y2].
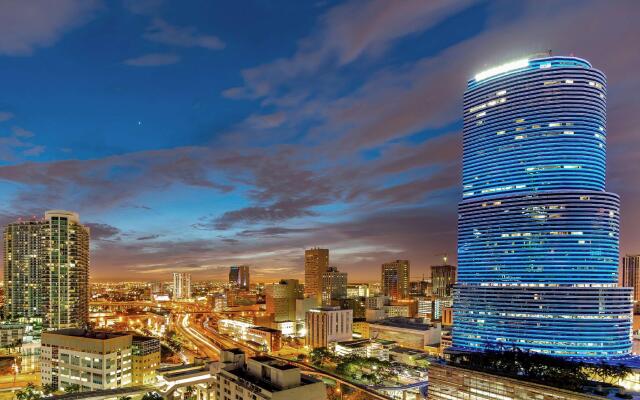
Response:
[0, 1, 639, 283]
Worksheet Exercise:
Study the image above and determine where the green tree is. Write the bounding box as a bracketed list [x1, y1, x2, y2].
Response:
[142, 392, 163, 400]
[184, 385, 196, 400]
[15, 383, 41, 400]
[309, 347, 333, 367]
[41, 383, 57, 395]
[63, 383, 81, 394]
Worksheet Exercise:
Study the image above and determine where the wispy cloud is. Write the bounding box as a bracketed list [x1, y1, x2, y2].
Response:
[0, 112, 14, 122]
[143, 18, 225, 50]
[224, 0, 474, 99]
[123, 52, 180, 66]
[0, 0, 101, 56]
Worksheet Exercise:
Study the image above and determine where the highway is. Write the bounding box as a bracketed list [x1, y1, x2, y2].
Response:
[174, 313, 220, 361]
[181, 315, 397, 400]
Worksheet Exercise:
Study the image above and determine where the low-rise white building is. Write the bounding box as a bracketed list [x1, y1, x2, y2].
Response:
[332, 339, 392, 361]
[41, 329, 132, 392]
[216, 354, 326, 400]
[305, 307, 352, 349]
[368, 318, 441, 350]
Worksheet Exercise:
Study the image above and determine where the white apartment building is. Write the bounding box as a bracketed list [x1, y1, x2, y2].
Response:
[305, 307, 352, 349]
[173, 272, 192, 299]
[41, 329, 132, 392]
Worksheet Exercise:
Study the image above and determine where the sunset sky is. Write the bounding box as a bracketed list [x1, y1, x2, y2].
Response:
[0, 0, 639, 282]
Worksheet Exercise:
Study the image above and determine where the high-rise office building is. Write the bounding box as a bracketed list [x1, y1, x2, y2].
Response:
[304, 248, 329, 301]
[3, 210, 89, 329]
[229, 265, 250, 290]
[321, 266, 347, 305]
[172, 272, 192, 300]
[453, 56, 632, 357]
[621, 255, 640, 303]
[381, 260, 410, 300]
[431, 264, 457, 298]
[265, 279, 303, 322]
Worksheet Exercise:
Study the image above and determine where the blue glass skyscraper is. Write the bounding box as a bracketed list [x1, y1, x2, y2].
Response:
[452, 56, 632, 357]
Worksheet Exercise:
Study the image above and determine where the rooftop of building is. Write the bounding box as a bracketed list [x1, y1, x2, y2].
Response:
[336, 338, 395, 348]
[224, 365, 319, 393]
[251, 356, 298, 370]
[44, 329, 129, 340]
[250, 326, 280, 333]
[370, 317, 436, 330]
[390, 346, 429, 355]
[309, 306, 347, 312]
[157, 361, 213, 379]
[440, 349, 640, 399]
[131, 334, 159, 342]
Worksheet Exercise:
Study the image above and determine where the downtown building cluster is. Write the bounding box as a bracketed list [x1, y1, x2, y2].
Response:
[4, 55, 640, 400]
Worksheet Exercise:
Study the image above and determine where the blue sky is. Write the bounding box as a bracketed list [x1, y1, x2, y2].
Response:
[0, 0, 639, 282]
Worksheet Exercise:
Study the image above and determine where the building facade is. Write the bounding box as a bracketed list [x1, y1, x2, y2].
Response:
[229, 265, 250, 290]
[266, 279, 303, 322]
[131, 335, 160, 386]
[172, 272, 192, 300]
[321, 266, 347, 305]
[41, 329, 132, 392]
[381, 260, 409, 300]
[304, 248, 329, 301]
[428, 362, 605, 400]
[346, 284, 369, 298]
[215, 354, 326, 400]
[3, 210, 89, 329]
[621, 255, 640, 304]
[453, 56, 632, 357]
[368, 318, 441, 350]
[431, 264, 456, 298]
[305, 307, 352, 349]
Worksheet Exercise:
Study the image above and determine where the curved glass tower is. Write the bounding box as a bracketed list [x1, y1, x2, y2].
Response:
[452, 56, 632, 357]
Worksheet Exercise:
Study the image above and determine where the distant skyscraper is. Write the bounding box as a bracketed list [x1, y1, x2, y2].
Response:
[381, 260, 409, 300]
[409, 280, 431, 297]
[621, 255, 640, 303]
[229, 265, 250, 289]
[453, 56, 632, 357]
[172, 272, 191, 299]
[304, 248, 329, 301]
[3, 210, 89, 329]
[322, 266, 347, 305]
[431, 264, 457, 298]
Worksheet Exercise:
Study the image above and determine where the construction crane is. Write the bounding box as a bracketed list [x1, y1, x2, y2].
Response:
[435, 253, 449, 265]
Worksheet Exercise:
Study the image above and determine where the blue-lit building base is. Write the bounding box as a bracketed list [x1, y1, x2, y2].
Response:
[452, 284, 633, 357]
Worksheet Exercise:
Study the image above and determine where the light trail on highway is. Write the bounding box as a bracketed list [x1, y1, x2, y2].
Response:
[178, 314, 221, 359]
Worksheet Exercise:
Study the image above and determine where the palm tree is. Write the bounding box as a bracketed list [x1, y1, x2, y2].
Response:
[142, 392, 163, 400]
[63, 383, 81, 394]
[41, 383, 57, 395]
[15, 383, 41, 400]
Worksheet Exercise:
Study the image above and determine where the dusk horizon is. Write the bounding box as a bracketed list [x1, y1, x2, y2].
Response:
[1, 0, 639, 284]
